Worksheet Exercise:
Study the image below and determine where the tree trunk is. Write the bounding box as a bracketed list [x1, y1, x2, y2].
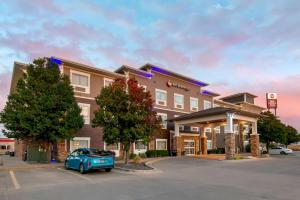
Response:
[124, 143, 130, 165]
[266, 141, 269, 153]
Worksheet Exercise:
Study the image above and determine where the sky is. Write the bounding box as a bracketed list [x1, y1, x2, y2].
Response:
[0, 0, 299, 131]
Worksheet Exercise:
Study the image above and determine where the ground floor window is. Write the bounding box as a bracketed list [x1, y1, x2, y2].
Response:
[184, 140, 195, 155]
[104, 142, 120, 157]
[134, 140, 147, 154]
[156, 139, 167, 150]
[207, 140, 212, 150]
[70, 137, 90, 152]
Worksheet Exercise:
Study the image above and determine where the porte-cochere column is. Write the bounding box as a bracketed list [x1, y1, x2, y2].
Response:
[250, 121, 260, 157]
[225, 113, 235, 159]
[200, 127, 207, 155]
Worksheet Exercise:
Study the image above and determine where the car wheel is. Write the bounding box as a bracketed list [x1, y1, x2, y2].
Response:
[65, 161, 70, 169]
[280, 151, 286, 155]
[105, 168, 112, 172]
[79, 163, 85, 174]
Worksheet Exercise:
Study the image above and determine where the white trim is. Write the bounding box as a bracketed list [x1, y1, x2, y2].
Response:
[154, 107, 190, 114]
[174, 93, 184, 109]
[74, 95, 95, 100]
[180, 133, 200, 136]
[157, 113, 167, 129]
[104, 142, 121, 157]
[155, 139, 168, 150]
[155, 89, 167, 106]
[70, 137, 91, 152]
[190, 97, 198, 112]
[70, 69, 90, 94]
[204, 100, 212, 110]
[78, 103, 90, 124]
[103, 77, 114, 87]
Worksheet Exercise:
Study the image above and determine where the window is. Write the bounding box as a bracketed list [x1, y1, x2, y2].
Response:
[1, 145, 6, 150]
[204, 100, 212, 110]
[191, 127, 199, 132]
[156, 139, 167, 150]
[174, 115, 184, 130]
[70, 70, 90, 93]
[155, 89, 167, 106]
[234, 124, 239, 134]
[205, 127, 212, 134]
[70, 137, 90, 152]
[190, 97, 198, 112]
[174, 93, 184, 109]
[78, 103, 90, 124]
[104, 78, 114, 87]
[207, 140, 213, 150]
[214, 126, 221, 134]
[157, 113, 167, 129]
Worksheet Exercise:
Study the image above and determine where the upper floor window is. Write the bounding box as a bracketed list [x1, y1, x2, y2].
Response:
[174, 93, 184, 109]
[156, 89, 167, 106]
[78, 103, 90, 124]
[70, 70, 90, 94]
[204, 100, 212, 110]
[190, 97, 198, 112]
[104, 78, 114, 87]
[157, 113, 167, 129]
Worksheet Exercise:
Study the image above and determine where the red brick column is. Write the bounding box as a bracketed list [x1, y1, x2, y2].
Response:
[239, 124, 244, 152]
[200, 136, 207, 155]
[250, 134, 260, 157]
[174, 136, 182, 156]
[225, 133, 235, 159]
[57, 140, 68, 162]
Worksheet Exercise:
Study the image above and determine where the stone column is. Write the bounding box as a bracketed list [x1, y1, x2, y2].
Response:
[225, 133, 235, 159]
[239, 124, 244, 152]
[174, 136, 182, 156]
[250, 120, 260, 157]
[211, 127, 217, 149]
[200, 127, 207, 155]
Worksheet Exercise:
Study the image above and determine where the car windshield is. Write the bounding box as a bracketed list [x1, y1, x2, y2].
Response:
[88, 149, 112, 156]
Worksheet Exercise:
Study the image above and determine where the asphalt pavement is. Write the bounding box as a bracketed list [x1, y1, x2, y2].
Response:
[1, 152, 299, 200]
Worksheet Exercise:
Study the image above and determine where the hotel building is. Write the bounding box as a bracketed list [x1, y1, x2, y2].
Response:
[10, 57, 265, 160]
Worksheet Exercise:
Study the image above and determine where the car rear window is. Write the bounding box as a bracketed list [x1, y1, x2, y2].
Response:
[89, 149, 113, 156]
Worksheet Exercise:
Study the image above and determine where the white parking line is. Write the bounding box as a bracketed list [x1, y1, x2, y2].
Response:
[9, 170, 20, 190]
[57, 168, 92, 182]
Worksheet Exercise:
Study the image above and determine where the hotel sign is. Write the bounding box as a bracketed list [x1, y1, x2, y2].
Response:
[266, 93, 277, 109]
[167, 80, 189, 91]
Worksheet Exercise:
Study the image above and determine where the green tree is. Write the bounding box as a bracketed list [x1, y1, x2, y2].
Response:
[258, 111, 286, 152]
[284, 125, 300, 146]
[92, 78, 160, 164]
[0, 58, 84, 143]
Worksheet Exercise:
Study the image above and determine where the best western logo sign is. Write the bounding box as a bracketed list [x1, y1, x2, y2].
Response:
[266, 93, 278, 109]
[166, 80, 189, 91]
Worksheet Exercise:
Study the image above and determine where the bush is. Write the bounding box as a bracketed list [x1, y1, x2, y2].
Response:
[146, 150, 169, 158]
[245, 144, 251, 153]
[133, 155, 142, 163]
[139, 153, 147, 158]
[207, 148, 225, 154]
[129, 153, 137, 160]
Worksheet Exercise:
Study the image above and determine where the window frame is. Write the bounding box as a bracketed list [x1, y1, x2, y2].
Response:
[103, 78, 114, 87]
[174, 93, 184, 109]
[190, 97, 198, 112]
[156, 139, 168, 150]
[204, 100, 212, 110]
[70, 137, 91, 152]
[155, 89, 167, 106]
[78, 103, 90, 124]
[70, 70, 90, 94]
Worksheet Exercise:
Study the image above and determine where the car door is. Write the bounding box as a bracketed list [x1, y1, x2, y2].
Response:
[67, 150, 77, 168]
[73, 149, 83, 170]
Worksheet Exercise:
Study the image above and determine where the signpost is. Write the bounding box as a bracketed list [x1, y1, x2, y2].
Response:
[266, 93, 278, 115]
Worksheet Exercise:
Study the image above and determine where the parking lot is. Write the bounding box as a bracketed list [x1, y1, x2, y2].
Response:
[1, 152, 300, 200]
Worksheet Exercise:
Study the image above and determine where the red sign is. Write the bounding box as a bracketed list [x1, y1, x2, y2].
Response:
[266, 93, 278, 109]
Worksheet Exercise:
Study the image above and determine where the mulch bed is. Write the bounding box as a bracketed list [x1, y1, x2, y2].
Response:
[116, 163, 153, 170]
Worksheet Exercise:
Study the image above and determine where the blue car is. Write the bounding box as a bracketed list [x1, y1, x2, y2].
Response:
[65, 148, 115, 174]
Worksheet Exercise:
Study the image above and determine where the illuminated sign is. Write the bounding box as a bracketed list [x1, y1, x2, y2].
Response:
[266, 93, 278, 109]
[166, 80, 189, 91]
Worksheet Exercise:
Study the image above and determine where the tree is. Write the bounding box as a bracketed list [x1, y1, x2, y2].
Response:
[258, 111, 286, 152]
[0, 58, 84, 143]
[284, 125, 300, 146]
[92, 78, 160, 164]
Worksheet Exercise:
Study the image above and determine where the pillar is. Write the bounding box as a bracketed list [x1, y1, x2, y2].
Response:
[56, 140, 68, 162]
[200, 127, 207, 155]
[174, 122, 182, 156]
[250, 121, 260, 157]
[239, 123, 244, 152]
[225, 113, 235, 159]
[211, 127, 217, 149]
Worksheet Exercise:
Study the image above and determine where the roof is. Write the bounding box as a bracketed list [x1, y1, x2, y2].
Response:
[201, 90, 220, 97]
[115, 65, 153, 78]
[168, 107, 260, 122]
[220, 92, 257, 100]
[140, 63, 209, 87]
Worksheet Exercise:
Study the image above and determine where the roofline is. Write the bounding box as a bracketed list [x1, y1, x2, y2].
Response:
[214, 99, 241, 108]
[201, 90, 220, 97]
[220, 92, 257, 100]
[115, 65, 154, 78]
[237, 101, 266, 110]
[140, 63, 209, 87]
[51, 56, 124, 78]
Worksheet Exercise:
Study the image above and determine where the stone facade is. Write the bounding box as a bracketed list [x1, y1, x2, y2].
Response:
[211, 130, 217, 149]
[174, 136, 182, 156]
[56, 140, 68, 162]
[200, 136, 207, 155]
[250, 134, 260, 157]
[225, 133, 235, 159]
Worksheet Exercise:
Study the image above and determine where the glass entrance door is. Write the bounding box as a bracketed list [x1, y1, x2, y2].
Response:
[184, 140, 195, 156]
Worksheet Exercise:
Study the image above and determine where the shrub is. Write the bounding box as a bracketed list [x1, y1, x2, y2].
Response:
[129, 153, 137, 160]
[207, 148, 225, 154]
[139, 153, 147, 158]
[245, 144, 251, 153]
[146, 150, 169, 158]
[133, 155, 142, 163]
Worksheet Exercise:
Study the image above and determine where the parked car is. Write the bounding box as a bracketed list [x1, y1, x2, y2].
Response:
[269, 147, 293, 155]
[65, 148, 115, 174]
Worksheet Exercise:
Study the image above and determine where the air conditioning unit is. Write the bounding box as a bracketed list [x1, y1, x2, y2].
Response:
[176, 104, 183, 109]
[158, 101, 166, 106]
[74, 86, 86, 93]
[191, 107, 197, 111]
